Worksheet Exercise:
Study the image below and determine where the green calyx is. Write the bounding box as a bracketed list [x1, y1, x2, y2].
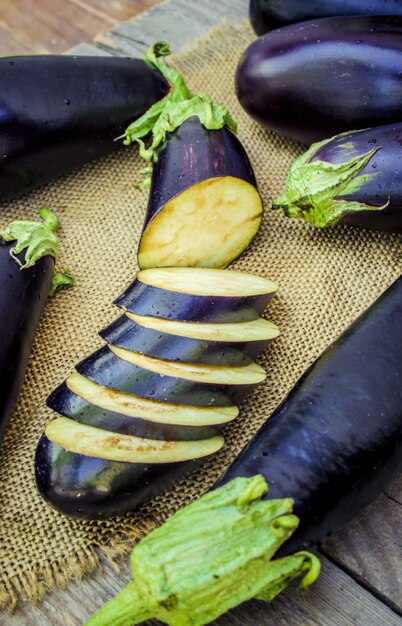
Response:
[1, 207, 73, 296]
[85, 475, 320, 626]
[119, 41, 237, 188]
[272, 135, 388, 228]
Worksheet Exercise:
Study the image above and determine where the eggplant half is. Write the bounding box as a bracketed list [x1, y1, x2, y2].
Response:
[122, 42, 262, 270]
[0, 55, 168, 202]
[217, 276, 402, 553]
[236, 16, 402, 144]
[273, 123, 402, 233]
[36, 265, 279, 519]
[0, 209, 71, 442]
[115, 267, 278, 322]
[249, 0, 402, 35]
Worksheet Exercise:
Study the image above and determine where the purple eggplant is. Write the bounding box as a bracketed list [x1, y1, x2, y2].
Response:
[236, 16, 402, 144]
[115, 267, 278, 323]
[35, 436, 208, 519]
[0, 209, 71, 441]
[101, 314, 269, 366]
[273, 123, 402, 232]
[249, 0, 402, 35]
[122, 42, 262, 270]
[216, 276, 402, 553]
[0, 55, 168, 202]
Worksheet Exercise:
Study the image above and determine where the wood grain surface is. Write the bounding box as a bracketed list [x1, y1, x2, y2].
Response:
[0, 1, 401, 624]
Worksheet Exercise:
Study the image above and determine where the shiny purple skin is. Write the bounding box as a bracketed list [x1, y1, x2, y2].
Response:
[144, 116, 257, 228]
[217, 276, 402, 553]
[249, 0, 402, 35]
[0, 55, 168, 202]
[100, 314, 269, 366]
[0, 242, 53, 440]
[115, 277, 274, 323]
[236, 16, 402, 144]
[75, 345, 258, 407]
[47, 382, 217, 441]
[309, 124, 402, 232]
[35, 435, 204, 519]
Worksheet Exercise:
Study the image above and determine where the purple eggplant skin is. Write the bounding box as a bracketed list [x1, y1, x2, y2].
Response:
[249, 0, 402, 36]
[216, 276, 402, 554]
[0, 242, 53, 440]
[35, 435, 204, 519]
[236, 16, 402, 145]
[144, 116, 257, 228]
[100, 314, 268, 366]
[0, 55, 168, 202]
[47, 382, 217, 441]
[115, 278, 273, 323]
[74, 345, 256, 407]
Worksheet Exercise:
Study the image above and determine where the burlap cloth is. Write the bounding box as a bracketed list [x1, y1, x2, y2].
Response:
[0, 20, 401, 612]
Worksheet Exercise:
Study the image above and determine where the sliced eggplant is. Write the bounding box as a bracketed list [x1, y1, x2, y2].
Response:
[45, 417, 224, 464]
[75, 345, 257, 407]
[115, 267, 278, 322]
[46, 383, 216, 440]
[35, 436, 207, 519]
[101, 314, 264, 366]
[61, 372, 239, 426]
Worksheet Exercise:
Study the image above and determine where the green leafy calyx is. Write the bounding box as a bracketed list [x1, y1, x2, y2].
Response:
[85, 475, 320, 626]
[272, 135, 388, 228]
[120, 41, 237, 188]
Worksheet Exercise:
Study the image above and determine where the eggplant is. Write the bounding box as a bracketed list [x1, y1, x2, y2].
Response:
[0, 55, 168, 201]
[236, 16, 402, 145]
[115, 267, 278, 322]
[216, 276, 402, 553]
[0, 209, 71, 441]
[273, 123, 402, 232]
[249, 0, 402, 35]
[73, 344, 265, 407]
[122, 42, 262, 270]
[100, 314, 269, 366]
[35, 436, 209, 519]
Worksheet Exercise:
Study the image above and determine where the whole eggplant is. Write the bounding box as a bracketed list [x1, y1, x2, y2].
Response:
[0, 209, 71, 442]
[0, 55, 168, 202]
[236, 16, 402, 144]
[217, 276, 402, 553]
[249, 0, 402, 35]
[273, 123, 402, 232]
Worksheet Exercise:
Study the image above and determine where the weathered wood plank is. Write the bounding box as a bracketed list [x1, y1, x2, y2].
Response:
[323, 475, 402, 613]
[5, 554, 401, 626]
[94, 0, 247, 56]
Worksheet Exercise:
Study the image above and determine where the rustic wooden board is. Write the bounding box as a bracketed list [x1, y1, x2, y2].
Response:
[6, 554, 402, 626]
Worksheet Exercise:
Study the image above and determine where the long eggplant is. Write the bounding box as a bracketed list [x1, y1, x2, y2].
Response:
[100, 314, 271, 366]
[273, 124, 402, 232]
[36, 265, 280, 519]
[236, 16, 402, 144]
[216, 276, 402, 552]
[0, 209, 72, 441]
[122, 42, 262, 270]
[115, 267, 278, 322]
[0, 55, 168, 202]
[249, 0, 402, 35]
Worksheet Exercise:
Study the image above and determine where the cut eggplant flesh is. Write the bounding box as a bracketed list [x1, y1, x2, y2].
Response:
[100, 314, 261, 366]
[126, 312, 280, 342]
[76, 345, 242, 408]
[115, 267, 278, 323]
[47, 383, 218, 440]
[109, 344, 266, 385]
[66, 372, 239, 426]
[45, 417, 225, 464]
[138, 176, 263, 270]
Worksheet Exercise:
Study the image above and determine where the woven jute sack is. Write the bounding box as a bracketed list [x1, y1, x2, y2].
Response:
[0, 21, 401, 611]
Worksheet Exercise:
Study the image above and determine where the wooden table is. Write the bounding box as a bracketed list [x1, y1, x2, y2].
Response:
[4, 1, 402, 624]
